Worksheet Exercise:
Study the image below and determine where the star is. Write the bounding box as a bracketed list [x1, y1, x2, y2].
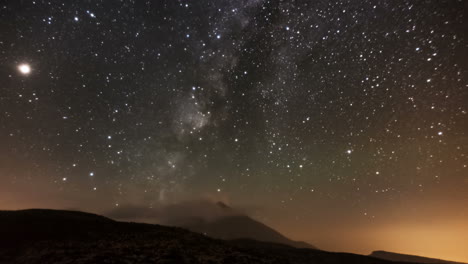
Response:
[17, 64, 31, 75]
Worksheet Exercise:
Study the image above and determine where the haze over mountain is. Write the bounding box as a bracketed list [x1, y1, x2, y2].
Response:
[107, 200, 316, 249]
[182, 202, 316, 249]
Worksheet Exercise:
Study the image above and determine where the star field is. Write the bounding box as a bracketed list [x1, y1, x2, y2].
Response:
[0, 0, 467, 260]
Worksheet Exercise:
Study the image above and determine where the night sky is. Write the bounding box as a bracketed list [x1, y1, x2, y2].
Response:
[1, 0, 467, 261]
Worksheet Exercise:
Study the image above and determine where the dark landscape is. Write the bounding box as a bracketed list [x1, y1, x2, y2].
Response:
[0, 209, 464, 264]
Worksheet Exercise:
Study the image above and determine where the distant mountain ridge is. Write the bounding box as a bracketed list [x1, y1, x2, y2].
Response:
[184, 214, 316, 249]
[183, 201, 316, 249]
[370, 251, 467, 264]
[107, 200, 317, 249]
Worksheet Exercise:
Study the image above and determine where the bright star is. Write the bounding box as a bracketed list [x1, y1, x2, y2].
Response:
[18, 64, 31, 75]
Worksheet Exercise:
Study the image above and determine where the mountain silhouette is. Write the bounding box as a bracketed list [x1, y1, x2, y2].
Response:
[180, 201, 316, 249]
[370, 251, 467, 264]
[107, 200, 316, 249]
[184, 213, 316, 249]
[1, 208, 416, 264]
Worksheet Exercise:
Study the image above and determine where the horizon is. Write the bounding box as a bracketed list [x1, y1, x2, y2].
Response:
[2, 200, 468, 263]
[1, 0, 467, 263]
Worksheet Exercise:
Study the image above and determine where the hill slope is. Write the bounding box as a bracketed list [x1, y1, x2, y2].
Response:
[184, 214, 316, 249]
[0, 209, 414, 264]
[370, 251, 467, 264]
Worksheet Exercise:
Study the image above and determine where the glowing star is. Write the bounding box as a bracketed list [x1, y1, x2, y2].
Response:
[18, 64, 31, 75]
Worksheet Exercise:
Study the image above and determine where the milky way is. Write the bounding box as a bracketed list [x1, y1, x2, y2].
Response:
[0, 0, 467, 261]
